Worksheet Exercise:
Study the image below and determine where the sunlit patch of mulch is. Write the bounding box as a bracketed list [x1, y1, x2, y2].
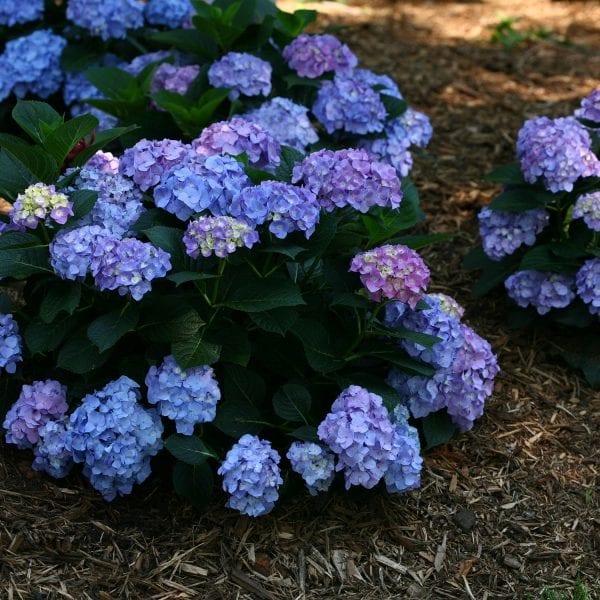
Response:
[1, 1, 599, 598]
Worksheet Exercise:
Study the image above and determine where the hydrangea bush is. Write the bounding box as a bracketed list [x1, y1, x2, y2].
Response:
[465, 90, 600, 387]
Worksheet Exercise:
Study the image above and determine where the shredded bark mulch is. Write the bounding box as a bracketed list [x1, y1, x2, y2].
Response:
[1, 1, 599, 597]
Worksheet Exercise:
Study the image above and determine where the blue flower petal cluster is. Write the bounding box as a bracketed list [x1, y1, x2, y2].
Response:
[145, 0, 193, 28]
[0, 314, 22, 375]
[66, 0, 144, 40]
[243, 97, 318, 152]
[91, 238, 172, 301]
[428, 292, 465, 319]
[478, 207, 550, 261]
[154, 154, 250, 220]
[387, 368, 451, 418]
[353, 68, 403, 99]
[504, 270, 576, 315]
[576, 258, 600, 316]
[574, 89, 600, 124]
[0, 0, 43, 26]
[286, 442, 335, 496]
[573, 192, 600, 231]
[65, 377, 164, 501]
[151, 63, 200, 96]
[32, 418, 74, 479]
[124, 51, 172, 76]
[218, 434, 283, 516]
[208, 52, 272, 100]
[183, 215, 259, 258]
[145, 355, 221, 435]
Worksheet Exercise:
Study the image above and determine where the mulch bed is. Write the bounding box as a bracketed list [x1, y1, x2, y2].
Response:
[1, 1, 599, 597]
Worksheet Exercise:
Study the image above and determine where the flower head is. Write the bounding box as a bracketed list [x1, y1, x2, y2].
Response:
[505, 270, 576, 315]
[151, 63, 200, 96]
[208, 52, 272, 100]
[575, 258, 600, 316]
[573, 192, 600, 231]
[574, 89, 600, 124]
[66, 0, 144, 40]
[287, 442, 335, 496]
[10, 183, 73, 229]
[183, 215, 259, 258]
[0, 314, 22, 375]
[0, 0, 43, 25]
[32, 418, 74, 479]
[145, 0, 193, 28]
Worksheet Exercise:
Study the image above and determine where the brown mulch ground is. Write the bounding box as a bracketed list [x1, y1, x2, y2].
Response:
[2, 1, 600, 598]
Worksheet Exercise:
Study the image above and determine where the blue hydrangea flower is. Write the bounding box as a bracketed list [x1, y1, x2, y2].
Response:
[317, 385, 399, 490]
[218, 434, 283, 517]
[353, 68, 403, 99]
[286, 442, 335, 496]
[151, 63, 200, 96]
[576, 258, 600, 316]
[428, 293, 465, 319]
[505, 270, 576, 315]
[0, 314, 22, 375]
[575, 89, 600, 124]
[0, 0, 44, 25]
[504, 270, 546, 309]
[65, 377, 164, 501]
[387, 368, 451, 419]
[208, 52, 272, 100]
[91, 238, 172, 301]
[145, 355, 221, 435]
[183, 215, 259, 258]
[243, 97, 318, 152]
[10, 183, 73, 229]
[573, 192, 600, 231]
[3, 380, 68, 449]
[154, 153, 250, 220]
[478, 207, 550, 261]
[145, 0, 193, 28]
[32, 418, 74, 479]
[66, 0, 144, 40]
[124, 51, 172, 76]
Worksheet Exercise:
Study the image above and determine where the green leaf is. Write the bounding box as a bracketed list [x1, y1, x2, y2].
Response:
[42, 114, 99, 165]
[213, 399, 264, 437]
[57, 333, 111, 374]
[463, 248, 520, 297]
[488, 187, 556, 211]
[273, 384, 311, 423]
[275, 8, 317, 37]
[0, 149, 38, 197]
[222, 273, 305, 312]
[167, 272, 218, 286]
[70, 125, 139, 167]
[330, 292, 370, 309]
[85, 67, 141, 102]
[39, 282, 81, 323]
[283, 73, 321, 89]
[222, 364, 266, 407]
[484, 163, 526, 184]
[12, 101, 62, 144]
[353, 349, 435, 377]
[422, 410, 456, 450]
[69, 189, 98, 221]
[380, 94, 407, 119]
[291, 318, 345, 373]
[217, 325, 250, 366]
[24, 319, 72, 355]
[519, 245, 580, 273]
[150, 29, 218, 59]
[172, 461, 214, 510]
[87, 305, 139, 353]
[274, 145, 304, 183]
[165, 434, 217, 465]
[387, 232, 456, 250]
[373, 325, 442, 348]
[0, 136, 58, 182]
[554, 335, 600, 388]
[290, 425, 319, 443]
[0, 237, 50, 279]
[142, 225, 187, 269]
[140, 301, 204, 343]
[301, 212, 341, 259]
[172, 336, 221, 368]
[249, 307, 299, 335]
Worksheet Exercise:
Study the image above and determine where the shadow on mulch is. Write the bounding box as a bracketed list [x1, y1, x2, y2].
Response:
[1, 1, 600, 598]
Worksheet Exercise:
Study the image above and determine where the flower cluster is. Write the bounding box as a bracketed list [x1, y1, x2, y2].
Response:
[504, 270, 576, 315]
[145, 0, 194, 28]
[282, 33, 357, 78]
[292, 149, 402, 213]
[576, 259, 600, 316]
[66, 0, 144, 40]
[32, 419, 73, 479]
[10, 183, 73, 229]
[183, 215, 259, 258]
[573, 192, 600, 231]
[218, 435, 283, 517]
[151, 63, 200, 96]
[350, 244, 430, 306]
[574, 89, 600, 124]
[208, 52, 272, 100]
[0, 314, 22, 375]
[145, 355, 221, 434]
[124, 51, 172, 76]
[286, 442, 335, 496]
[478, 207, 550, 261]
[0, 0, 43, 26]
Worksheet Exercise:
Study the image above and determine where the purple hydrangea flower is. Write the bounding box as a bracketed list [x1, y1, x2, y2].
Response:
[120, 138, 192, 192]
[478, 207, 550, 261]
[576, 258, 600, 316]
[516, 116, 600, 192]
[66, 0, 144, 40]
[91, 238, 172, 301]
[145, 0, 193, 28]
[317, 385, 399, 490]
[65, 377, 164, 501]
[286, 442, 335, 496]
[428, 293, 465, 319]
[358, 136, 413, 178]
[10, 184, 73, 229]
[387, 368, 450, 419]
[145, 355, 221, 435]
[154, 153, 250, 220]
[208, 52, 272, 100]
[282, 33, 357, 79]
[0, 0, 44, 25]
[0, 314, 22, 375]
[151, 63, 200, 96]
[3, 380, 68, 449]
[292, 149, 402, 213]
[505, 270, 576, 314]
[575, 89, 600, 124]
[124, 51, 172, 76]
[350, 244, 430, 307]
[573, 192, 600, 231]
[32, 418, 74, 479]
[243, 97, 318, 152]
[86, 151, 120, 175]
[183, 216, 259, 258]
[353, 68, 402, 99]
[504, 270, 546, 309]
[193, 118, 281, 170]
[218, 434, 283, 517]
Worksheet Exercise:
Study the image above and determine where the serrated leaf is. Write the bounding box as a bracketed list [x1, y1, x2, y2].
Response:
[139, 301, 204, 343]
[222, 274, 305, 312]
[12, 101, 62, 144]
[24, 319, 72, 355]
[422, 410, 456, 450]
[519, 245, 580, 273]
[274, 145, 304, 183]
[222, 364, 266, 408]
[71, 125, 139, 167]
[87, 305, 139, 353]
[0, 239, 51, 279]
[167, 272, 218, 286]
[291, 318, 345, 373]
[217, 325, 250, 366]
[213, 399, 264, 437]
[57, 333, 111, 374]
[380, 94, 408, 119]
[172, 460, 214, 510]
[85, 67, 141, 102]
[165, 434, 217, 465]
[172, 337, 221, 368]
[290, 425, 319, 443]
[69, 189, 98, 221]
[249, 307, 299, 335]
[273, 384, 311, 423]
[0, 149, 37, 197]
[42, 114, 99, 165]
[488, 187, 556, 212]
[40, 282, 81, 323]
[483, 163, 526, 184]
[150, 29, 218, 59]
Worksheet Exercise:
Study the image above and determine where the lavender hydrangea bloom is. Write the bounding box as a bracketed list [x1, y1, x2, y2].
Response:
[505, 270, 576, 315]
[154, 154, 250, 220]
[145, 355, 221, 434]
[91, 238, 172, 301]
[243, 97, 318, 152]
[313, 74, 387, 135]
[32, 418, 73, 479]
[124, 51, 171, 76]
[145, 0, 193, 28]
[0, 314, 22, 375]
[66, 0, 144, 40]
[576, 258, 600, 316]
[387, 368, 452, 418]
[218, 434, 283, 517]
[151, 63, 200, 96]
[292, 149, 402, 213]
[286, 442, 335, 496]
[354, 68, 403, 99]
[0, 30, 66, 99]
[0, 0, 44, 25]
[516, 116, 600, 192]
[394, 108, 434, 147]
[282, 34, 357, 78]
[350, 244, 430, 307]
[575, 89, 600, 124]
[504, 270, 546, 309]
[359, 136, 414, 178]
[120, 139, 192, 192]
[50, 225, 112, 280]
[208, 52, 272, 100]
[478, 207, 550, 260]
[318, 386, 399, 490]
[183, 216, 259, 258]
[10, 183, 73, 229]
[86, 151, 120, 175]
[65, 377, 164, 501]
[573, 192, 600, 231]
[193, 118, 281, 170]
[3, 380, 68, 449]
[384, 405, 423, 494]
[428, 293, 465, 319]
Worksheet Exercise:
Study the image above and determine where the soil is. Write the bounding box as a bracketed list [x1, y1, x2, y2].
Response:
[1, 1, 599, 598]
